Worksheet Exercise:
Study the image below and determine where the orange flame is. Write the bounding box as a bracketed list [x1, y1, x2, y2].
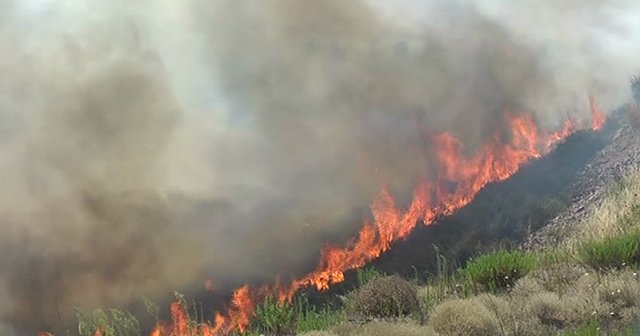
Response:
[589, 95, 606, 131]
[95, 104, 607, 336]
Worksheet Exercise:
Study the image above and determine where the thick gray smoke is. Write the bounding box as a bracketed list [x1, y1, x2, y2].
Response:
[0, 0, 638, 333]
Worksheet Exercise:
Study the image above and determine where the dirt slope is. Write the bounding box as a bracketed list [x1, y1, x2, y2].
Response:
[525, 109, 640, 249]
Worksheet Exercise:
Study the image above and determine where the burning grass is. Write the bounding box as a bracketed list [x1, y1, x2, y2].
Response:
[50, 108, 632, 336]
[64, 197, 640, 335]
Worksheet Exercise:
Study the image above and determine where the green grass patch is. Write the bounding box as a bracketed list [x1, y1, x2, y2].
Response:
[578, 230, 640, 270]
[253, 295, 297, 335]
[295, 305, 345, 333]
[561, 320, 639, 336]
[356, 266, 382, 288]
[463, 249, 537, 292]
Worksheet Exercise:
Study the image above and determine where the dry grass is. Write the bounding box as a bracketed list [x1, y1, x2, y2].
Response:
[527, 291, 566, 328]
[428, 296, 501, 336]
[299, 331, 340, 336]
[329, 321, 437, 336]
[417, 282, 462, 314]
[566, 172, 640, 250]
[346, 275, 420, 320]
[529, 262, 588, 295]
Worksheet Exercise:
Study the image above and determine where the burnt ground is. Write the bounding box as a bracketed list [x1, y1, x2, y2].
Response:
[370, 123, 613, 278]
[299, 111, 621, 304]
[524, 107, 640, 249]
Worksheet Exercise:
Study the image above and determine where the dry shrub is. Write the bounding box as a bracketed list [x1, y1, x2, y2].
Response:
[511, 276, 544, 298]
[331, 321, 437, 336]
[417, 283, 461, 314]
[507, 274, 597, 334]
[561, 272, 606, 326]
[529, 263, 587, 294]
[596, 271, 640, 328]
[428, 296, 501, 336]
[346, 275, 419, 320]
[566, 173, 640, 248]
[559, 270, 640, 331]
[475, 294, 510, 322]
[299, 331, 340, 336]
[527, 292, 566, 328]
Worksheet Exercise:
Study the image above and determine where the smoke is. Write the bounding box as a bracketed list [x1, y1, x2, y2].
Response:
[0, 0, 638, 333]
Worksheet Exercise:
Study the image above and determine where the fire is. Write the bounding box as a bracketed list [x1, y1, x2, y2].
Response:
[74, 100, 606, 336]
[146, 112, 598, 336]
[589, 95, 606, 131]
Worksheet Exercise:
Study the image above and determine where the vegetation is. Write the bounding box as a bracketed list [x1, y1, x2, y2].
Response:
[345, 275, 420, 320]
[355, 266, 381, 288]
[254, 296, 297, 335]
[562, 320, 639, 336]
[76, 308, 141, 336]
[295, 300, 346, 333]
[578, 230, 640, 270]
[428, 296, 501, 336]
[67, 173, 640, 335]
[463, 249, 537, 292]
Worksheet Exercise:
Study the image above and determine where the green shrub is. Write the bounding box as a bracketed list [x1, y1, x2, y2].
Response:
[76, 308, 141, 336]
[578, 230, 640, 270]
[561, 320, 601, 336]
[463, 250, 537, 292]
[356, 266, 381, 288]
[295, 303, 345, 333]
[561, 320, 639, 336]
[254, 295, 297, 335]
[346, 275, 420, 319]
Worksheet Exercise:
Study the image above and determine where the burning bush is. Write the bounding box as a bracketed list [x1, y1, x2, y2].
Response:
[346, 275, 419, 320]
[463, 249, 537, 292]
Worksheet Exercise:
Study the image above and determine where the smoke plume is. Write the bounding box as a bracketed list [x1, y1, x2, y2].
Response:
[0, 0, 638, 333]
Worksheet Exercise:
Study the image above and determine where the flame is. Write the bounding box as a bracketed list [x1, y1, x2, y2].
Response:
[589, 95, 606, 131]
[80, 101, 607, 336]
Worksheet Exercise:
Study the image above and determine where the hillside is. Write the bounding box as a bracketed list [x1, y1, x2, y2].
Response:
[63, 109, 640, 336]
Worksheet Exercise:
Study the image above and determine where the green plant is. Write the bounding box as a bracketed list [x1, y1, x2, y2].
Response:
[254, 295, 297, 335]
[463, 249, 537, 292]
[578, 230, 640, 271]
[356, 266, 381, 288]
[292, 294, 345, 333]
[76, 308, 141, 336]
[561, 320, 640, 336]
[142, 296, 160, 323]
